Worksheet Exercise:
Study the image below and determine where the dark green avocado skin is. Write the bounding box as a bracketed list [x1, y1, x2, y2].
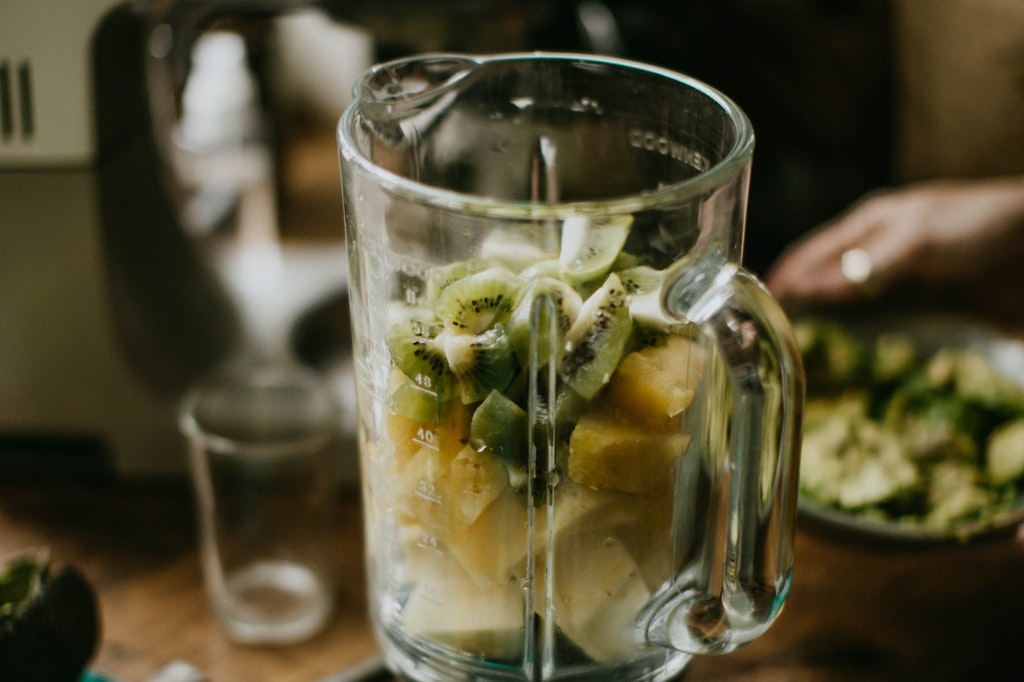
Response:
[0, 562, 101, 682]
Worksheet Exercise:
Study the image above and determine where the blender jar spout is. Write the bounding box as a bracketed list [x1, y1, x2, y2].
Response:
[355, 54, 482, 118]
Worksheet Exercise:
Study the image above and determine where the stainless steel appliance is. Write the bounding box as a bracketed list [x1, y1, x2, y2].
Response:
[0, 0, 589, 479]
[0, 0, 357, 478]
[1, 0, 228, 478]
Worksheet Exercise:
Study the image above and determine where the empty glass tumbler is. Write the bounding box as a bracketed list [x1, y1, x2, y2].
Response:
[180, 362, 337, 645]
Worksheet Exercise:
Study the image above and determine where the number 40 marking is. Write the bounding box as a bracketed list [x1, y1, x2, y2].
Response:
[413, 426, 438, 450]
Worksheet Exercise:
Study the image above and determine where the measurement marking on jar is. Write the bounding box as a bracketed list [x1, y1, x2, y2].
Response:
[412, 426, 439, 451]
[411, 372, 437, 391]
[415, 479, 442, 504]
[417, 532, 443, 555]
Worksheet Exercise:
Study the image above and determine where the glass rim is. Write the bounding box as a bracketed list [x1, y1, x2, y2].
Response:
[337, 51, 755, 220]
[179, 412, 334, 457]
[177, 366, 336, 457]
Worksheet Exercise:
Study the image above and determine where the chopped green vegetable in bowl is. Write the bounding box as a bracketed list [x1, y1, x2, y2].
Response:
[795, 313, 1024, 542]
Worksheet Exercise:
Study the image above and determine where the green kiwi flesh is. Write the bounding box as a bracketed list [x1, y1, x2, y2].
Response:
[389, 378, 446, 423]
[442, 324, 519, 404]
[435, 267, 523, 334]
[558, 273, 634, 399]
[424, 258, 494, 303]
[470, 390, 528, 466]
[559, 215, 631, 286]
[616, 265, 663, 295]
[388, 318, 456, 401]
[507, 277, 584, 366]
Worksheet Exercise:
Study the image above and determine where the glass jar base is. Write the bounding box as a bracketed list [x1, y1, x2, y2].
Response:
[214, 560, 333, 645]
[377, 625, 692, 682]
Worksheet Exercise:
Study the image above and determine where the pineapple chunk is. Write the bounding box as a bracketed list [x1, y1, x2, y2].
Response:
[447, 489, 529, 587]
[535, 481, 637, 550]
[604, 336, 706, 432]
[395, 444, 457, 529]
[568, 410, 690, 493]
[396, 521, 458, 587]
[538, 528, 650, 662]
[538, 482, 676, 599]
[387, 410, 423, 467]
[616, 484, 677, 592]
[402, 577, 526, 660]
[449, 445, 510, 529]
[387, 398, 470, 471]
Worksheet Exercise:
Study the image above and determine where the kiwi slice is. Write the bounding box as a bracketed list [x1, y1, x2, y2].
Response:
[507, 276, 584, 366]
[435, 267, 523, 334]
[478, 228, 556, 272]
[519, 259, 563, 281]
[558, 215, 631, 287]
[551, 385, 590, 429]
[469, 390, 529, 466]
[616, 265, 663, 295]
[532, 383, 591, 447]
[441, 324, 519, 404]
[617, 265, 681, 334]
[389, 378, 447, 423]
[610, 251, 641, 272]
[388, 318, 456, 401]
[424, 258, 495, 303]
[558, 272, 634, 400]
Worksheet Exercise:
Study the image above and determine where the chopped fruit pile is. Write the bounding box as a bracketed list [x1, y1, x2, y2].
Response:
[796, 317, 1024, 535]
[375, 216, 707, 662]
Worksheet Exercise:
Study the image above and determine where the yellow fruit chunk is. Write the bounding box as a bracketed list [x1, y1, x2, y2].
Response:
[387, 399, 470, 471]
[447, 489, 529, 587]
[616, 484, 676, 591]
[395, 444, 456, 529]
[402, 577, 526, 660]
[538, 481, 676, 596]
[449, 445, 509, 529]
[387, 411, 427, 467]
[396, 521, 457, 587]
[534, 480, 639, 556]
[537, 528, 650, 662]
[604, 336, 706, 432]
[568, 411, 690, 493]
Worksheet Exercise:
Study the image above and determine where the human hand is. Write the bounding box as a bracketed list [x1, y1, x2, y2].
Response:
[764, 176, 1024, 318]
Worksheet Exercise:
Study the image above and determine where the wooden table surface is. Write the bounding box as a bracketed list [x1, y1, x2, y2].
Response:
[3, 479, 1024, 682]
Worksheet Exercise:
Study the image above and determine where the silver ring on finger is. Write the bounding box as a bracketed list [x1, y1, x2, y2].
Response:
[840, 247, 880, 297]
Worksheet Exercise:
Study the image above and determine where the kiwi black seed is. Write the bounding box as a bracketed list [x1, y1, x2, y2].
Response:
[616, 265, 663, 295]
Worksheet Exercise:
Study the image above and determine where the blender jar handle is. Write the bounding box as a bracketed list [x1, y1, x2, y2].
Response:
[648, 249, 804, 655]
